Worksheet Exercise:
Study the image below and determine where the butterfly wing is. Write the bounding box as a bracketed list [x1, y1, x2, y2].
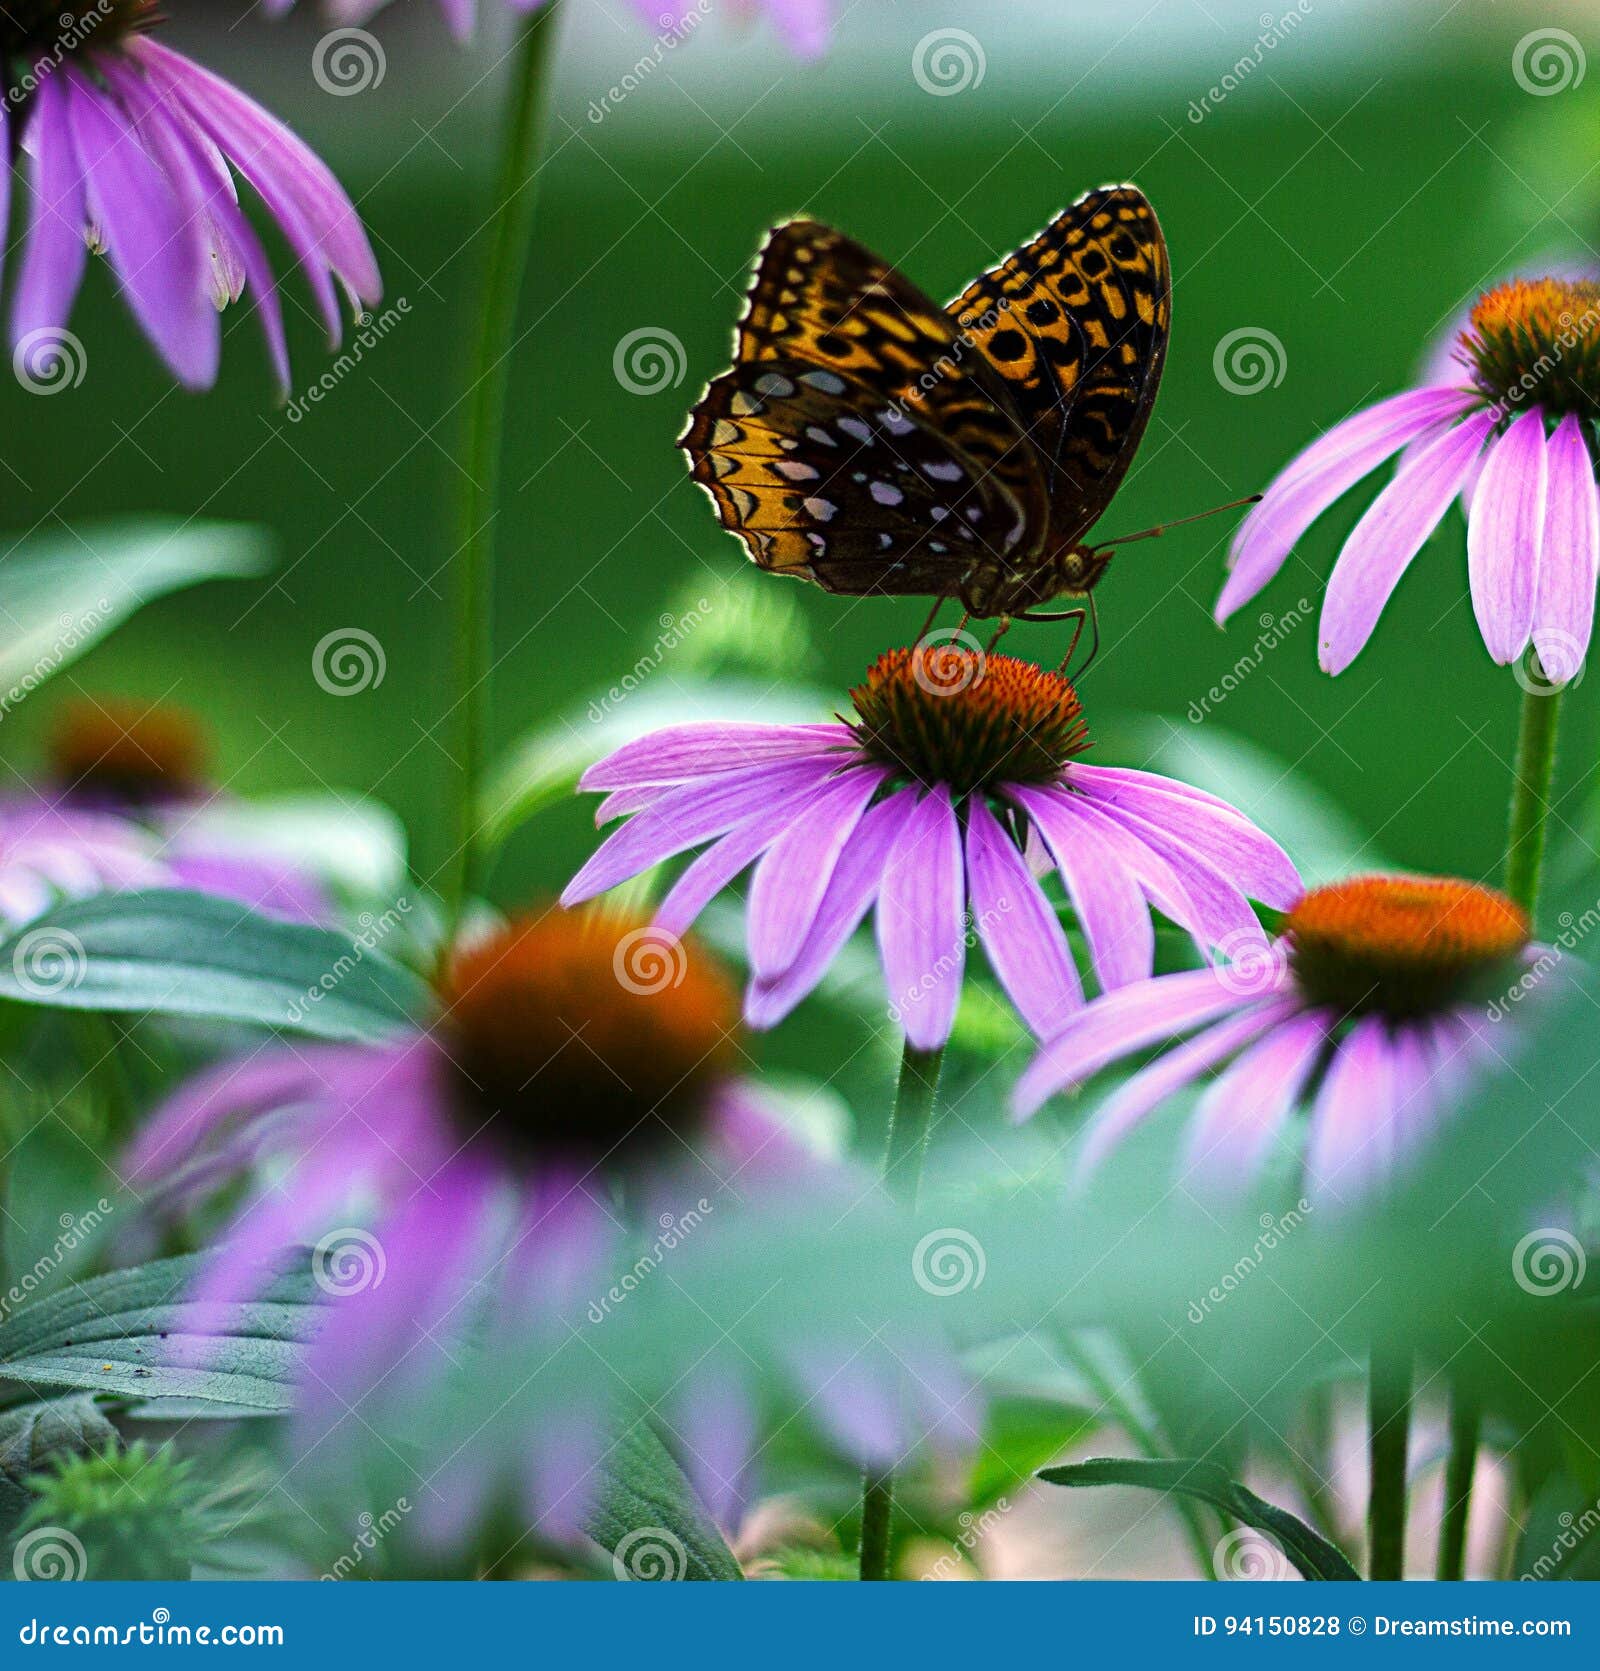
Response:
[681, 219, 1049, 595]
[681, 359, 1027, 595]
[948, 185, 1170, 550]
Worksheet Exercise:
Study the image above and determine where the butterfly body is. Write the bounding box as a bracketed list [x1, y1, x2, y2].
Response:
[680, 186, 1170, 620]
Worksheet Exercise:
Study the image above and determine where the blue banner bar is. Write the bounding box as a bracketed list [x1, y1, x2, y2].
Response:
[0, 1582, 1591, 1661]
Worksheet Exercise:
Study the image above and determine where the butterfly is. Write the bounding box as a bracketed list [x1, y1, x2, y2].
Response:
[680, 185, 1216, 630]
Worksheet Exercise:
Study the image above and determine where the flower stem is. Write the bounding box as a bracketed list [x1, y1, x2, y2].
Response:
[1367, 1340, 1412, 1580]
[446, 0, 564, 928]
[1437, 675, 1563, 1577]
[858, 1040, 945, 1582]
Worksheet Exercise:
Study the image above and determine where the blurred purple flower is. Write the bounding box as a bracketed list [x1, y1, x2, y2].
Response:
[1220, 277, 1600, 682]
[562, 648, 1299, 1050]
[0, 796, 161, 925]
[127, 911, 954, 1537]
[0, 2, 380, 391]
[1015, 875, 1541, 1206]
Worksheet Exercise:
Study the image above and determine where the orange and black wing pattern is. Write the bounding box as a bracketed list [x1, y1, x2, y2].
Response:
[947, 185, 1170, 551]
[680, 219, 1047, 596]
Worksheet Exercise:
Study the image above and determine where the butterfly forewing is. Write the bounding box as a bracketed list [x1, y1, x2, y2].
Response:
[948, 185, 1170, 550]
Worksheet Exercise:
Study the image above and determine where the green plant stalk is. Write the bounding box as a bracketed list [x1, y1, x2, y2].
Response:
[858, 1041, 944, 1582]
[1438, 676, 1563, 1579]
[1367, 1341, 1412, 1581]
[446, 0, 564, 927]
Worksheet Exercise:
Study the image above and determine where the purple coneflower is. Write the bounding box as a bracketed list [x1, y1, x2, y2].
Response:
[0, 795, 160, 926]
[38, 698, 328, 920]
[562, 647, 1300, 1049]
[0, 1, 380, 390]
[127, 910, 938, 1535]
[1014, 874, 1538, 1205]
[264, 0, 830, 57]
[1219, 278, 1600, 682]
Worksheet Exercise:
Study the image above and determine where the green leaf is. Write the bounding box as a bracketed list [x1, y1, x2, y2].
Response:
[588, 1420, 743, 1581]
[0, 1253, 322, 1412]
[0, 1394, 117, 1538]
[0, 890, 431, 1041]
[968, 1396, 1097, 1511]
[0, 519, 270, 704]
[1038, 1457, 1361, 1581]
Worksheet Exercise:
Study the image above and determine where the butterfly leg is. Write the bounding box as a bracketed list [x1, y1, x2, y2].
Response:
[1006, 600, 1098, 680]
[914, 593, 949, 645]
[985, 617, 1013, 654]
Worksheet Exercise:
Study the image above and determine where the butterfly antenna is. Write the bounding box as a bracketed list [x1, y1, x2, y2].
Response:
[1089, 494, 1261, 553]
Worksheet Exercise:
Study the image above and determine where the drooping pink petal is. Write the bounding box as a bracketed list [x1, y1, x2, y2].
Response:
[964, 796, 1082, 1037]
[876, 785, 965, 1050]
[1073, 1001, 1292, 1180]
[561, 755, 839, 905]
[1008, 784, 1151, 992]
[1070, 764, 1301, 909]
[746, 765, 886, 979]
[578, 723, 850, 792]
[1467, 408, 1547, 665]
[1319, 410, 1495, 674]
[62, 67, 217, 388]
[1181, 1009, 1329, 1192]
[675, 1372, 754, 1526]
[1304, 1016, 1396, 1205]
[653, 805, 795, 938]
[1531, 412, 1599, 683]
[12, 75, 88, 349]
[1013, 968, 1266, 1121]
[1218, 388, 1477, 622]
[744, 794, 906, 1030]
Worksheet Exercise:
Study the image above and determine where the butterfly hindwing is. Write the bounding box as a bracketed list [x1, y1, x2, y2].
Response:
[682, 359, 1022, 594]
[948, 185, 1170, 548]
